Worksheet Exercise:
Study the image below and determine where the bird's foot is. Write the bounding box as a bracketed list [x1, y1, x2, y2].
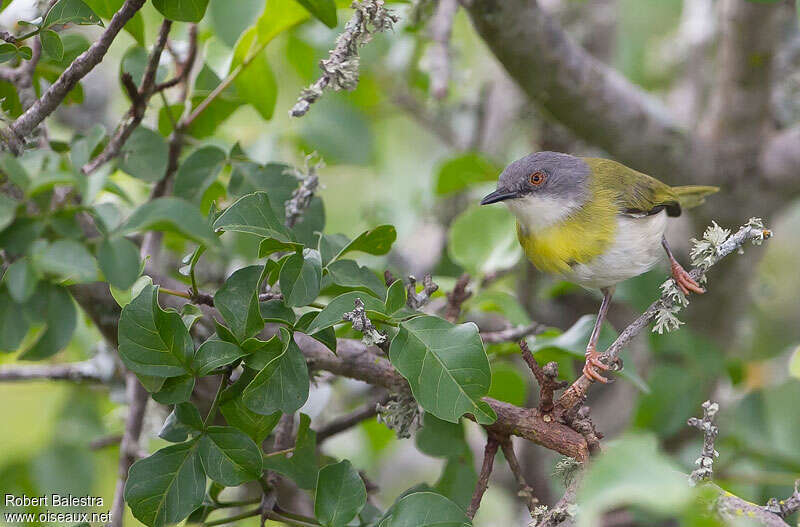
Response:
[670, 259, 704, 296]
[583, 345, 610, 383]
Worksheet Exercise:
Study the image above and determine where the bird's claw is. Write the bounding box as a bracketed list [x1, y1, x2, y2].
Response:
[670, 260, 704, 296]
[583, 346, 610, 383]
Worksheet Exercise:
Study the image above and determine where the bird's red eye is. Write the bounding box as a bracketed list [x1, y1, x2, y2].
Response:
[529, 171, 546, 186]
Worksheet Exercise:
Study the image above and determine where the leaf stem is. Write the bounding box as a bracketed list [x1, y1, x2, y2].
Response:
[203, 507, 260, 526]
[158, 287, 191, 300]
[262, 446, 295, 458]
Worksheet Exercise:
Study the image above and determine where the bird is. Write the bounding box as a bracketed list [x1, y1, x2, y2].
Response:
[481, 151, 718, 383]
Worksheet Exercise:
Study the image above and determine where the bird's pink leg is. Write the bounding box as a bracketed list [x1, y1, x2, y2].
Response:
[583, 287, 614, 383]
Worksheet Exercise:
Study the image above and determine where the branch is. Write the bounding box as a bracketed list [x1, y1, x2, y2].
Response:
[315, 393, 390, 443]
[519, 340, 567, 413]
[766, 481, 800, 519]
[426, 0, 458, 99]
[687, 400, 719, 484]
[479, 322, 547, 344]
[298, 333, 590, 460]
[4, 0, 147, 152]
[556, 219, 771, 412]
[290, 0, 398, 117]
[498, 437, 539, 516]
[444, 273, 471, 322]
[467, 434, 500, 519]
[111, 373, 149, 527]
[284, 156, 322, 228]
[461, 0, 701, 180]
[82, 20, 173, 175]
[405, 273, 438, 309]
[0, 356, 115, 383]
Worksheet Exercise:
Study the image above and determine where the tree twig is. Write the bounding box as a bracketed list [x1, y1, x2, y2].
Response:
[479, 322, 547, 344]
[498, 437, 538, 516]
[315, 393, 390, 443]
[519, 340, 567, 413]
[405, 274, 438, 309]
[467, 434, 500, 519]
[444, 273, 471, 322]
[0, 357, 115, 383]
[3, 0, 147, 153]
[111, 374, 149, 527]
[687, 400, 719, 484]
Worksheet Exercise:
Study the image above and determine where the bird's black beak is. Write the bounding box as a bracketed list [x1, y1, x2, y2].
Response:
[480, 189, 517, 205]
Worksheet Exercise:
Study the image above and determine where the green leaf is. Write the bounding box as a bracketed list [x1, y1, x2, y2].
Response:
[448, 206, 521, 275]
[198, 426, 263, 486]
[315, 460, 367, 527]
[578, 434, 691, 527]
[256, 0, 312, 44]
[790, 346, 800, 380]
[118, 285, 194, 377]
[159, 402, 203, 442]
[487, 362, 528, 407]
[262, 413, 318, 489]
[318, 233, 349, 266]
[192, 339, 247, 376]
[415, 413, 469, 459]
[18, 282, 77, 360]
[173, 146, 227, 203]
[435, 153, 500, 195]
[152, 374, 195, 404]
[326, 259, 386, 298]
[185, 65, 243, 138]
[242, 328, 310, 414]
[212, 191, 290, 240]
[0, 43, 16, 64]
[295, 0, 337, 28]
[209, 0, 263, 47]
[305, 291, 385, 334]
[0, 287, 31, 352]
[32, 239, 98, 283]
[433, 456, 476, 510]
[0, 152, 30, 191]
[334, 225, 396, 261]
[220, 397, 279, 444]
[381, 492, 471, 527]
[242, 335, 284, 370]
[280, 249, 322, 307]
[260, 298, 297, 325]
[214, 265, 264, 342]
[118, 197, 220, 249]
[152, 0, 210, 22]
[390, 316, 495, 425]
[231, 27, 277, 120]
[3, 258, 38, 303]
[384, 279, 406, 314]
[259, 237, 304, 257]
[40, 30, 64, 61]
[110, 274, 151, 308]
[43, 0, 102, 28]
[0, 193, 18, 232]
[97, 236, 140, 290]
[119, 127, 169, 182]
[124, 441, 206, 527]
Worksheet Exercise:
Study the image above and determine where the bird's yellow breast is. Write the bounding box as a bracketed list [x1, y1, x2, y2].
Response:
[516, 186, 618, 274]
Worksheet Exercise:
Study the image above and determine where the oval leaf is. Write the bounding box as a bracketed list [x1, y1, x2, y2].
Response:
[198, 426, 263, 486]
[315, 460, 367, 527]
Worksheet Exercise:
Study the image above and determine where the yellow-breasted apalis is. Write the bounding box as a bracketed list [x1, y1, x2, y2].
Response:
[481, 151, 718, 382]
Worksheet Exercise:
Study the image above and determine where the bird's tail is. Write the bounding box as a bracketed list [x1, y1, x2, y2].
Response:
[673, 185, 719, 210]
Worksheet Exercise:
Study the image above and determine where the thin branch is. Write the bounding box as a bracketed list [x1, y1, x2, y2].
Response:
[284, 156, 322, 228]
[556, 220, 771, 413]
[4, 0, 147, 153]
[461, 0, 699, 180]
[766, 481, 800, 519]
[111, 374, 149, 527]
[519, 340, 567, 414]
[444, 273, 471, 322]
[426, 0, 458, 99]
[687, 400, 719, 484]
[315, 393, 390, 443]
[405, 273, 438, 309]
[82, 20, 173, 175]
[343, 297, 387, 347]
[467, 434, 500, 519]
[0, 358, 114, 383]
[290, 0, 398, 117]
[498, 437, 538, 516]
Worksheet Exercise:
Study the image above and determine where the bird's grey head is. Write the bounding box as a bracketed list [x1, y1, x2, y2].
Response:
[480, 151, 590, 231]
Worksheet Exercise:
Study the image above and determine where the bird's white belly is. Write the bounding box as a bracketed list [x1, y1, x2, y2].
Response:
[565, 211, 668, 289]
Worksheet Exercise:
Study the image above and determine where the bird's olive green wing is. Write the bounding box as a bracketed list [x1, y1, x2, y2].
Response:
[582, 157, 682, 217]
